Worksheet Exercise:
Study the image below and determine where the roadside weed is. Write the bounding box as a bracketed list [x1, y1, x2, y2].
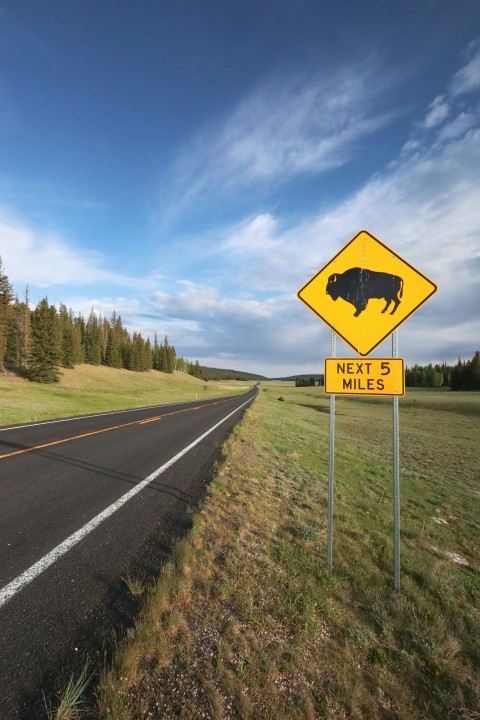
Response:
[121, 572, 145, 597]
[43, 663, 91, 720]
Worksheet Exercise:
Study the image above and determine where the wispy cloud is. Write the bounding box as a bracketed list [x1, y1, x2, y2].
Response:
[163, 61, 397, 224]
[450, 44, 480, 96]
[0, 178, 110, 214]
[423, 95, 450, 128]
[400, 43, 480, 157]
[436, 111, 476, 142]
[200, 108, 479, 295]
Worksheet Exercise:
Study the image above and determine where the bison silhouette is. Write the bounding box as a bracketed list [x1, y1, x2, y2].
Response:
[326, 267, 404, 317]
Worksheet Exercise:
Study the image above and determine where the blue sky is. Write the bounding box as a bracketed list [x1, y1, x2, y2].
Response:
[0, 1, 479, 376]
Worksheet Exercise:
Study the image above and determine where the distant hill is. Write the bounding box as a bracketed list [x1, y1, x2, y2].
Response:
[199, 366, 267, 381]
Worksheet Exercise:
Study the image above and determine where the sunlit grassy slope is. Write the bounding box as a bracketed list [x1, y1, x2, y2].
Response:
[98, 383, 480, 720]
[0, 365, 251, 427]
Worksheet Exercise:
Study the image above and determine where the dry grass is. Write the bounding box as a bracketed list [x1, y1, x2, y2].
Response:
[97, 384, 480, 719]
[0, 365, 250, 426]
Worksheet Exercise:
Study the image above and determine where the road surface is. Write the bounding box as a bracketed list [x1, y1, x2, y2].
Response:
[0, 386, 257, 718]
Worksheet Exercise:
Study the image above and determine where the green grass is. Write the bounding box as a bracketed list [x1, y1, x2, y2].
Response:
[95, 383, 480, 719]
[0, 364, 251, 426]
[43, 662, 92, 720]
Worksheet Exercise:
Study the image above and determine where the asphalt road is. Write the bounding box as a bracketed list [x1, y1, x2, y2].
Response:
[0, 386, 257, 718]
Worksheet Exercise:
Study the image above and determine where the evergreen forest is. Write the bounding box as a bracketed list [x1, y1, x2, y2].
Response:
[0, 256, 178, 383]
[405, 356, 480, 390]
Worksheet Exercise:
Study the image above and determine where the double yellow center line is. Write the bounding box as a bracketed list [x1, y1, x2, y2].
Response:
[0, 400, 227, 461]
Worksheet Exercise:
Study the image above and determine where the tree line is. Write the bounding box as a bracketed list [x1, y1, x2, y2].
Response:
[0, 256, 177, 383]
[291, 356, 480, 391]
[176, 361, 267, 382]
[295, 376, 323, 387]
[405, 355, 480, 390]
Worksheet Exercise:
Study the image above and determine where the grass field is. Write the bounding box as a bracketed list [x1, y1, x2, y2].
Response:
[0, 365, 251, 427]
[95, 383, 480, 719]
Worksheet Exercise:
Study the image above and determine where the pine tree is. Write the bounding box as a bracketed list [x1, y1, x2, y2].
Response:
[0, 256, 14, 373]
[58, 304, 76, 369]
[105, 313, 123, 368]
[100, 316, 109, 364]
[165, 335, 176, 374]
[134, 332, 148, 371]
[122, 334, 133, 370]
[69, 310, 84, 365]
[72, 313, 85, 364]
[84, 309, 102, 365]
[152, 332, 159, 370]
[189, 360, 203, 379]
[441, 362, 451, 387]
[19, 286, 31, 369]
[27, 298, 61, 383]
[470, 351, 480, 390]
[143, 337, 152, 371]
[5, 295, 21, 368]
[4, 292, 31, 371]
[450, 359, 464, 390]
[57, 304, 83, 369]
[156, 338, 168, 372]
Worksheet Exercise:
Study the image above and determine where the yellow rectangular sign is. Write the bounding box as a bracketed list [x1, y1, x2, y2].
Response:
[324, 358, 405, 396]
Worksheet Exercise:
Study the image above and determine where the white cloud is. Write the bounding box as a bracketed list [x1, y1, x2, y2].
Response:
[151, 280, 276, 322]
[450, 46, 480, 96]
[268, 124, 478, 287]
[436, 112, 476, 141]
[400, 139, 420, 156]
[409, 48, 480, 153]
[0, 210, 137, 292]
[423, 94, 450, 128]
[219, 213, 280, 257]
[149, 282, 313, 373]
[59, 296, 141, 319]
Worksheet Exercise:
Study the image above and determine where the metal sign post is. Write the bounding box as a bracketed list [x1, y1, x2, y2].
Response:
[297, 229, 437, 589]
[327, 330, 336, 573]
[392, 331, 401, 590]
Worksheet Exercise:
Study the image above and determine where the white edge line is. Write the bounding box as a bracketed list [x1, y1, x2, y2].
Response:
[0, 391, 256, 609]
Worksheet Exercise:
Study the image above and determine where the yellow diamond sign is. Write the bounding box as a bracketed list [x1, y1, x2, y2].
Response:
[297, 230, 437, 356]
